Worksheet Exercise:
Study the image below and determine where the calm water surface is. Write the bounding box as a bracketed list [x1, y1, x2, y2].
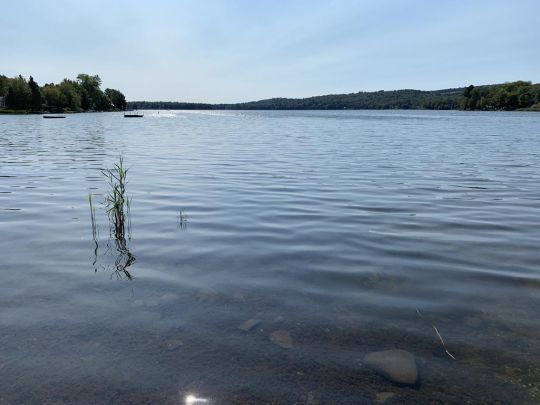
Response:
[0, 110, 539, 404]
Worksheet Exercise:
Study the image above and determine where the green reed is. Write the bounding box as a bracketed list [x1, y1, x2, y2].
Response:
[101, 156, 131, 240]
[88, 193, 98, 242]
[87, 155, 135, 280]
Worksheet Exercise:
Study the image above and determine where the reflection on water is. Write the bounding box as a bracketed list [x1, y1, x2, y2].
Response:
[185, 393, 210, 404]
[0, 111, 539, 403]
[93, 237, 136, 280]
[177, 209, 188, 230]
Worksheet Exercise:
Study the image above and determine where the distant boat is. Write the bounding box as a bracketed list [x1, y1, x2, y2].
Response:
[43, 114, 66, 119]
[124, 110, 144, 118]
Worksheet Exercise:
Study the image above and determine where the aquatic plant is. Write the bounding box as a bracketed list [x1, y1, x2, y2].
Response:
[102, 155, 131, 240]
[88, 155, 136, 280]
[88, 193, 98, 242]
[416, 308, 456, 360]
[89, 193, 99, 272]
[101, 156, 135, 279]
[177, 209, 187, 229]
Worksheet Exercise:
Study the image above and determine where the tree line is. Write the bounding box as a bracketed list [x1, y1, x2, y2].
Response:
[2, 75, 537, 112]
[0, 73, 126, 112]
[462, 81, 540, 111]
[129, 81, 540, 111]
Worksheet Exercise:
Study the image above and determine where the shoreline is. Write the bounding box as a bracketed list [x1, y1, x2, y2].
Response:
[1, 108, 538, 115]
[0, 109, 81, 115]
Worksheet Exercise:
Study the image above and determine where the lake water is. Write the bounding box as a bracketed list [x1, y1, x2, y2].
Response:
[0, 110, 539, 404]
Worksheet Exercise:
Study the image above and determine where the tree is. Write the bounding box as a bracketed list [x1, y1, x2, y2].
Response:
[58, 79, 82, 111]
[463, 85, 474, 98]
[77, 74, 103, 110]
[76, 73, 102, 90]
[80, 88, 92, 110]
[105, 88, 127, 110]
[94, 91, 113, 111]
[42, 84, 65, 111]
[0, 75, 10, 97]
[5, 75, 31, 109]
[28, 76, 43, 111]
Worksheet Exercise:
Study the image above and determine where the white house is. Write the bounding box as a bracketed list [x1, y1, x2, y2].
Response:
[0, 96, 5, 108]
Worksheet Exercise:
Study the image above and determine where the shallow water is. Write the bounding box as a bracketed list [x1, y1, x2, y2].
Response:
[0, 110, 539, 404]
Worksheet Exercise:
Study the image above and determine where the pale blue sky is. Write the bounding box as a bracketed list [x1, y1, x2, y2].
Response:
[1, 0, 538, 103]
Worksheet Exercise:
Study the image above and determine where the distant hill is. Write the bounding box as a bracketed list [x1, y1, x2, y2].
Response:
[219, 87, 465, 110]
[128, 81, 540, 111]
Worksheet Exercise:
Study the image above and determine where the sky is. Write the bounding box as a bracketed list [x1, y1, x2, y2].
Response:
[1, 0, 539, 103]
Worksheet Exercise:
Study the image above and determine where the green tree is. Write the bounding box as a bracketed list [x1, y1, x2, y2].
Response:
[463, 85, 474, 98]
[42, 84, 65, 111]
[5, 75, 31, 109]
[94, 91, 113, 111]
[77, 74, 104, 110]
[58, 79, 82, 111]
[0, 75, 10, 96]
[105, 88, 127, 110]
[28, 76, 43, 111]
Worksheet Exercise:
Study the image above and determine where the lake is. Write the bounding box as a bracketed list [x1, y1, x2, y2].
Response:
[1, 110, 539, 404]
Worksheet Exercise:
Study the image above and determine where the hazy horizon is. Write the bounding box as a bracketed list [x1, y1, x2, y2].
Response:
[1, 0, 539, 103]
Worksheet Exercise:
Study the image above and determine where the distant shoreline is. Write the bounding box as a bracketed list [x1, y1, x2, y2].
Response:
[124, 107, 540, 112]
[2, 80, 539, 114]
[2, 107, 540, 115]
[0, 108, 127, 114]
[127, 81, 540, 112]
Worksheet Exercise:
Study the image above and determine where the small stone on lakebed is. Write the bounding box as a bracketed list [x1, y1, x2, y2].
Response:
[363, 349, 418, 385]
[238, 319, 260, 332]
[375, 391, 396, 403]
[269, 330, 294, 348]
[196, 288, 218, 302]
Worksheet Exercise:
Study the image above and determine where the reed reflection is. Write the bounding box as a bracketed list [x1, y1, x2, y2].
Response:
[107, 236, 135, 280]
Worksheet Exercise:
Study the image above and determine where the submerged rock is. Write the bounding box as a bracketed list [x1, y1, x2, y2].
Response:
[269, 330, 294, 348]
[196, 288, 218, 303]
[238, 319, 260, 332]
[363, 349, 418, 385]
[375, 392, 396, 403]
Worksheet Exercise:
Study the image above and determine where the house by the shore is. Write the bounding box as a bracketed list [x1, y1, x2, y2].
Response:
[0, 96, 5, 109]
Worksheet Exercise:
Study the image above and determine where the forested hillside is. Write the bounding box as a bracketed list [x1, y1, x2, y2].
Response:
[2, 75, 538, 112]
[128, 81, 540, 111]
[462, 81, 540, 111]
